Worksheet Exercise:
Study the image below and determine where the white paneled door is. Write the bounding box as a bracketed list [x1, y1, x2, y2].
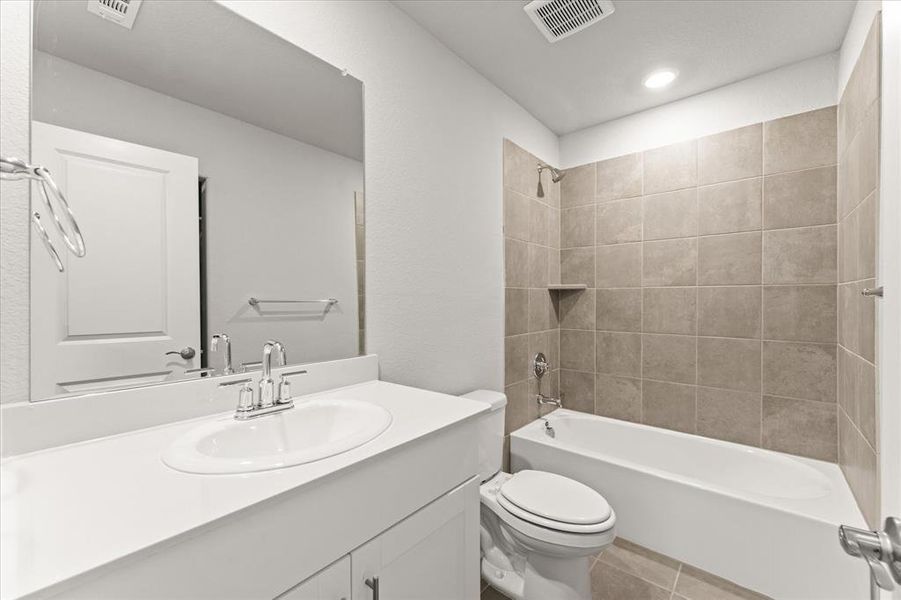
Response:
[30, 121, 200, 399]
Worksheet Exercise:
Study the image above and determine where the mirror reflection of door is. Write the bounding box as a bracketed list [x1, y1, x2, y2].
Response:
[30, 122, 201, 398]
[29, 0, 365, 402]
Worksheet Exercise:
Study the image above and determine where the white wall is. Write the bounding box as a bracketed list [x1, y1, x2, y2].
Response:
[838, 1, 883, 97]
[33, 51, 363, 369]
[0, 0, 559, 402]
[0, 0, 30, 405]
[560, 52, 839, 167]
[220, 1, 559, 395]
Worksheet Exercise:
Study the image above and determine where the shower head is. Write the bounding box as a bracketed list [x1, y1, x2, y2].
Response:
[548, 166, 566, 183]
[536, 163, 566, 198]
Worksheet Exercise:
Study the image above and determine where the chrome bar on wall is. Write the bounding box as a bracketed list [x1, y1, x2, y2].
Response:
[248, 297, 339, 311]
[1, 156, 87, 271]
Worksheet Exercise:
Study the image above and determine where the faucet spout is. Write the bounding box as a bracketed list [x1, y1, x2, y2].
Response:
[259, 340, 286, 408]
[211, 333, 233, 375]
[268, 340, 287, 368]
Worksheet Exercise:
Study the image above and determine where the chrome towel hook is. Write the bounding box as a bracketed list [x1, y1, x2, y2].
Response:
[1, 156, 87, 271]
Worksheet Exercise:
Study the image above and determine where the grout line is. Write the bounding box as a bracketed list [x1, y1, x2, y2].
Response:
[600, 560, 674, 599]
[671, 563, 684, 599]
[565, 327, 835, 347]
[839, 403, 880, 456]
[760, 130, 766, 449]
[694, 142, 700, 431]
[566, 368, 835, 406]
[639, 152, 645, 423]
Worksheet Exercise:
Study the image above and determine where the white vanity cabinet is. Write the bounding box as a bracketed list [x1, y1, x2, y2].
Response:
[278, 476, 480, 600]
[350, 477, 480, 600]
[3, 381, 487, 600]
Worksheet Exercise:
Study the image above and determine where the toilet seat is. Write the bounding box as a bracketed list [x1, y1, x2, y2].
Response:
[497, 494, 613, 534]
[499, 470, 612, 531]
[480, 473, 615, 550]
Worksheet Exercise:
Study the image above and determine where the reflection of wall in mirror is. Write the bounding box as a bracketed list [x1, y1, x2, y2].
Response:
[33, 50, 363, 369]
[354, 191, 366, 356]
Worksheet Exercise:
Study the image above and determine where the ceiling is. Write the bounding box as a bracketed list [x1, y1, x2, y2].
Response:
[393, 0, 856, 135]
[34, 0, 364, 161]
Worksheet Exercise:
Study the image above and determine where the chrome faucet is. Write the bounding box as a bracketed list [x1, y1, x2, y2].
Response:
[533, 352, 563, 437]
[537, 394, 563, 410]
[537, 393, 563, 438]
[258, 340, 287, 409]
[218, 341, 307, 420]
[211, 333, 234, 375]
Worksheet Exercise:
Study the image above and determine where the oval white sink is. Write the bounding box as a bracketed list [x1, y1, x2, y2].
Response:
[162, 399, 392, 474]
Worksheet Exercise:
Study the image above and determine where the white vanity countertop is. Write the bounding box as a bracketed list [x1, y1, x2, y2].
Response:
[0, 380, 488, 600]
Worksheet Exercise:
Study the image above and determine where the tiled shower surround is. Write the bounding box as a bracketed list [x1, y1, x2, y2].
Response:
[837, 14, 881, 528]
[555, 106, 841, 462]
[503, 140, 561, 459]
[501, 18, 884, 535]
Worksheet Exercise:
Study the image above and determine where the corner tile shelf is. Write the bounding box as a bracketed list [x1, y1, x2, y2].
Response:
[547, 284, 587, 291]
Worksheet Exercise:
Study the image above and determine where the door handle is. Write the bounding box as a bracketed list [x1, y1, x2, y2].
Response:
[839, 517, 901, 591]
[165, 347, 196, 360]
[364, 576, 379, 600]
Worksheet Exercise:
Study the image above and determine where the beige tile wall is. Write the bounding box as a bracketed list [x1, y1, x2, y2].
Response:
[837, 14, 881, 528]
[558, 108, 840, 462]
[503, 140, 562, 465]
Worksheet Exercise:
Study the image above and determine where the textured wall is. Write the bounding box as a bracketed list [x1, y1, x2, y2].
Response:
[155, 1, 561, 396]
[556, 107, 840, 462]
[0, 0, 31, 405]
[502, 140, 561, 466]
[837, 14, 881, 529]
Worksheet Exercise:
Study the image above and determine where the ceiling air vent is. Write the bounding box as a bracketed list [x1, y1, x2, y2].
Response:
[524, 0, 615, 43]
[86, 0, 143, 30]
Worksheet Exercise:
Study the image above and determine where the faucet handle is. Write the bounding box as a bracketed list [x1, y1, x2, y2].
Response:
[218, 377, 253, 388]
[237, 382, 254, 413]
[217, 377, 255, 413]
[277, 369, 308, 404]
[239, 361, 262, 373]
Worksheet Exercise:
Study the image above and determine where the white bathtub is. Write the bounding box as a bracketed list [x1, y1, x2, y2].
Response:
[510, 410, 869, 600]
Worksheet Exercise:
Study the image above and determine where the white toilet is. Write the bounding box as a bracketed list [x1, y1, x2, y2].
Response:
[462, 390, 616, 600]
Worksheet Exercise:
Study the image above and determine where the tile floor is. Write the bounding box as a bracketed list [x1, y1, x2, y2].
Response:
[480, 537, 771, 600]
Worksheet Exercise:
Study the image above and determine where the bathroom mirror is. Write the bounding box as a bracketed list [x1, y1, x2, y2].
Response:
[29, 0, 365, 401]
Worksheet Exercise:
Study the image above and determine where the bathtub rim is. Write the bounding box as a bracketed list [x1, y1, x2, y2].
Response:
[511, 409, 866, 529]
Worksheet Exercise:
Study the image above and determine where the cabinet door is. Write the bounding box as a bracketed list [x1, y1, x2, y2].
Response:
[351, 476, 480, 600]
[278, 555, 351, 600]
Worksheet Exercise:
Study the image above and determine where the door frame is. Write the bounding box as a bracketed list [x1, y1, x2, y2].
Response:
[878, 7, 900, 600]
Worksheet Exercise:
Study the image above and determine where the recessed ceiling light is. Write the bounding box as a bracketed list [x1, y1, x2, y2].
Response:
[643, 69, 678, 89]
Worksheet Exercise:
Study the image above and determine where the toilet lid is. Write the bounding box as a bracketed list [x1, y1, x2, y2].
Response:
[499, 470, 612, 526]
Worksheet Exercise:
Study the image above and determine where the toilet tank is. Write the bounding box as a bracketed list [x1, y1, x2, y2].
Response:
[460, 390, 507, 482]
